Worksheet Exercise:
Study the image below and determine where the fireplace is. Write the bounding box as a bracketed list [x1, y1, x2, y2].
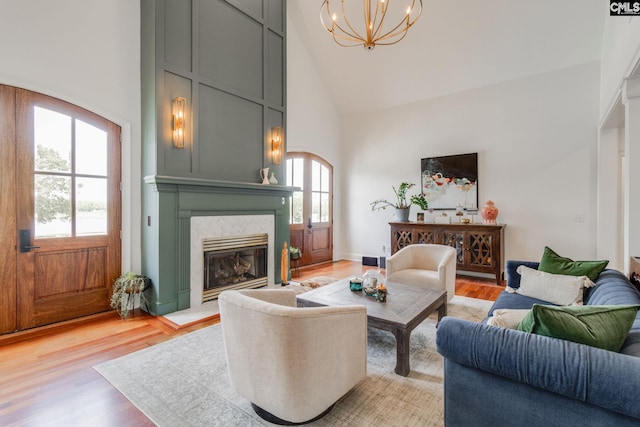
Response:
[202, 233, 268, 302]
[144, 175, 291, 316]
[190, 215, 275, 309]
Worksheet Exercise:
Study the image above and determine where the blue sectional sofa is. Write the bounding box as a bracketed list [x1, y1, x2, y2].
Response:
[436, 260, 640, 427]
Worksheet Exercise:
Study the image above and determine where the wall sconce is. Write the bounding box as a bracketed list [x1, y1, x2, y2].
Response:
[271, 126, 283, 164]
[172, 97, 186, 148]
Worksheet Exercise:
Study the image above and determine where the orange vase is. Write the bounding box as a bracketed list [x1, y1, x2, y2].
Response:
[480, 200, 499, 224]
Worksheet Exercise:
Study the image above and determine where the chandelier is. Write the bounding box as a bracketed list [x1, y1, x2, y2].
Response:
[320, 0, 422, 50]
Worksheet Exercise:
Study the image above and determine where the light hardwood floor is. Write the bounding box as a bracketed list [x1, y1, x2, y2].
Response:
[0, 260, 503, 426]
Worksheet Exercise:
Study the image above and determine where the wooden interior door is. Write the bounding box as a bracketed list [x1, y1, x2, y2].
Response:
[287, 153, 333, 267]
[12, 88, 121, 331]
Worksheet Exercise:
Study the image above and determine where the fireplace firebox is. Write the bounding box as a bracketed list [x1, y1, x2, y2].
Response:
[202, 233, 268, 302]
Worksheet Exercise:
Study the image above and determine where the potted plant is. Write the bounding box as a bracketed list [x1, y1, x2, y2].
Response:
[370, 182, 429, 221]
[289, 246, 302, 260]
[110, 272, 149, 319]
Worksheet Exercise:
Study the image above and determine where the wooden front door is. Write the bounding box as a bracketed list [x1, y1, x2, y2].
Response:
[0, 86, 121, 332]
[287, 153, 333, 267]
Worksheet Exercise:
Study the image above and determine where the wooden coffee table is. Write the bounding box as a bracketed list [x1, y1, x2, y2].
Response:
[296, 278, 447, 376]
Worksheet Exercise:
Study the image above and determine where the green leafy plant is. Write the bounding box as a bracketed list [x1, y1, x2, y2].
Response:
[110, 272, 148, 319]
[289, 246, 302, 259]
[370, 182, 429, 211]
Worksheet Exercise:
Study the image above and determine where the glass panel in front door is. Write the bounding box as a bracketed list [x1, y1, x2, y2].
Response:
[75, 177, 108, 235]
[286, 157, 304, 224]
[311, 160, 329, 223]
[33, 106, 108, 238]
[74, 119, 107, 236]
[34, 106, 72, 237]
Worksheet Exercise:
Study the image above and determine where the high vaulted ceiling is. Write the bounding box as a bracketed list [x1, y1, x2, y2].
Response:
[288, 0, 604, 114]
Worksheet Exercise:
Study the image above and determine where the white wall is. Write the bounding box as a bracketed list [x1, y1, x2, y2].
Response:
[600, 16, 640, 118]
[286, 11, 344, 258]
[596, 126, 623, 269]
[598, 16, 640, 273]
[0, 0, 141, 272]
[341, 62, 601, 264]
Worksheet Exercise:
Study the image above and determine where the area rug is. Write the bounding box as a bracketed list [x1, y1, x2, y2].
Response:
[284, 276, 338, 295]
[300, 276, 337, 288]
[95, 295, 493, 426]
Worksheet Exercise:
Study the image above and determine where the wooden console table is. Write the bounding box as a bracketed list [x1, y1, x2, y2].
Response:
[390, 222, 506, 284]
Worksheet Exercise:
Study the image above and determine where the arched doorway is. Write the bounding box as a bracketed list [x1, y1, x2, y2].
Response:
[286, 152, 333, 267]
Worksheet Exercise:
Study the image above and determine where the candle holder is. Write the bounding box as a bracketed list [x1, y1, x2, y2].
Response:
[363, 286, 377, 297]
[349, 277, 363, 292]
[376, 284, 387, 302]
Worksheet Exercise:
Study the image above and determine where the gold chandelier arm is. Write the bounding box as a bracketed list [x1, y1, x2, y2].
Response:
[321, 0, 365, 43]
[375, 25, 411, 45]
[375, 0, 422, 43]
[375, 16, 411, 42]
[332, 31, 367, 47]
[331, 20, 367, 43]
[339, 0, 366, 42]
[371, 0, 387, 41]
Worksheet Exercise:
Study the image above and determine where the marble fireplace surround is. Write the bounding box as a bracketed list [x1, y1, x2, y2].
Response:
[190, 215, 275, 309]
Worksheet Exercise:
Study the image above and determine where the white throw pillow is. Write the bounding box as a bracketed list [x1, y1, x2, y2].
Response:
[510, 265, 595, 306]
[487, 309, 531, 329]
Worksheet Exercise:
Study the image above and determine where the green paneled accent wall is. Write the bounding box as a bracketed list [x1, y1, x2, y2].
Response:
[198, 85, 264, 182]
[145, 0, 286, 182]
[199, 1, 264, 99]
[141, 0, 288, 315]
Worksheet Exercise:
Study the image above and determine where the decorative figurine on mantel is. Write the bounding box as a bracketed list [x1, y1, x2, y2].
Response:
[269, 172, 278, 184]
[260, 167, 270, 185]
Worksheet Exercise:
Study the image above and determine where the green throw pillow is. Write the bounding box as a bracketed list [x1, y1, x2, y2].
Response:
[538, 246, 608, 281]
[516, 304, 640, 352]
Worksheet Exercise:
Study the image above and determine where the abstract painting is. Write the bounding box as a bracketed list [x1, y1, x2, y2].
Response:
[421, 153, 478, 210]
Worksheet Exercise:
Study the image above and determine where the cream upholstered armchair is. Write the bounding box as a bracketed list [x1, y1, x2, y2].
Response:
[218, 288, 367, 425]
[386, 244, 457, 302]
